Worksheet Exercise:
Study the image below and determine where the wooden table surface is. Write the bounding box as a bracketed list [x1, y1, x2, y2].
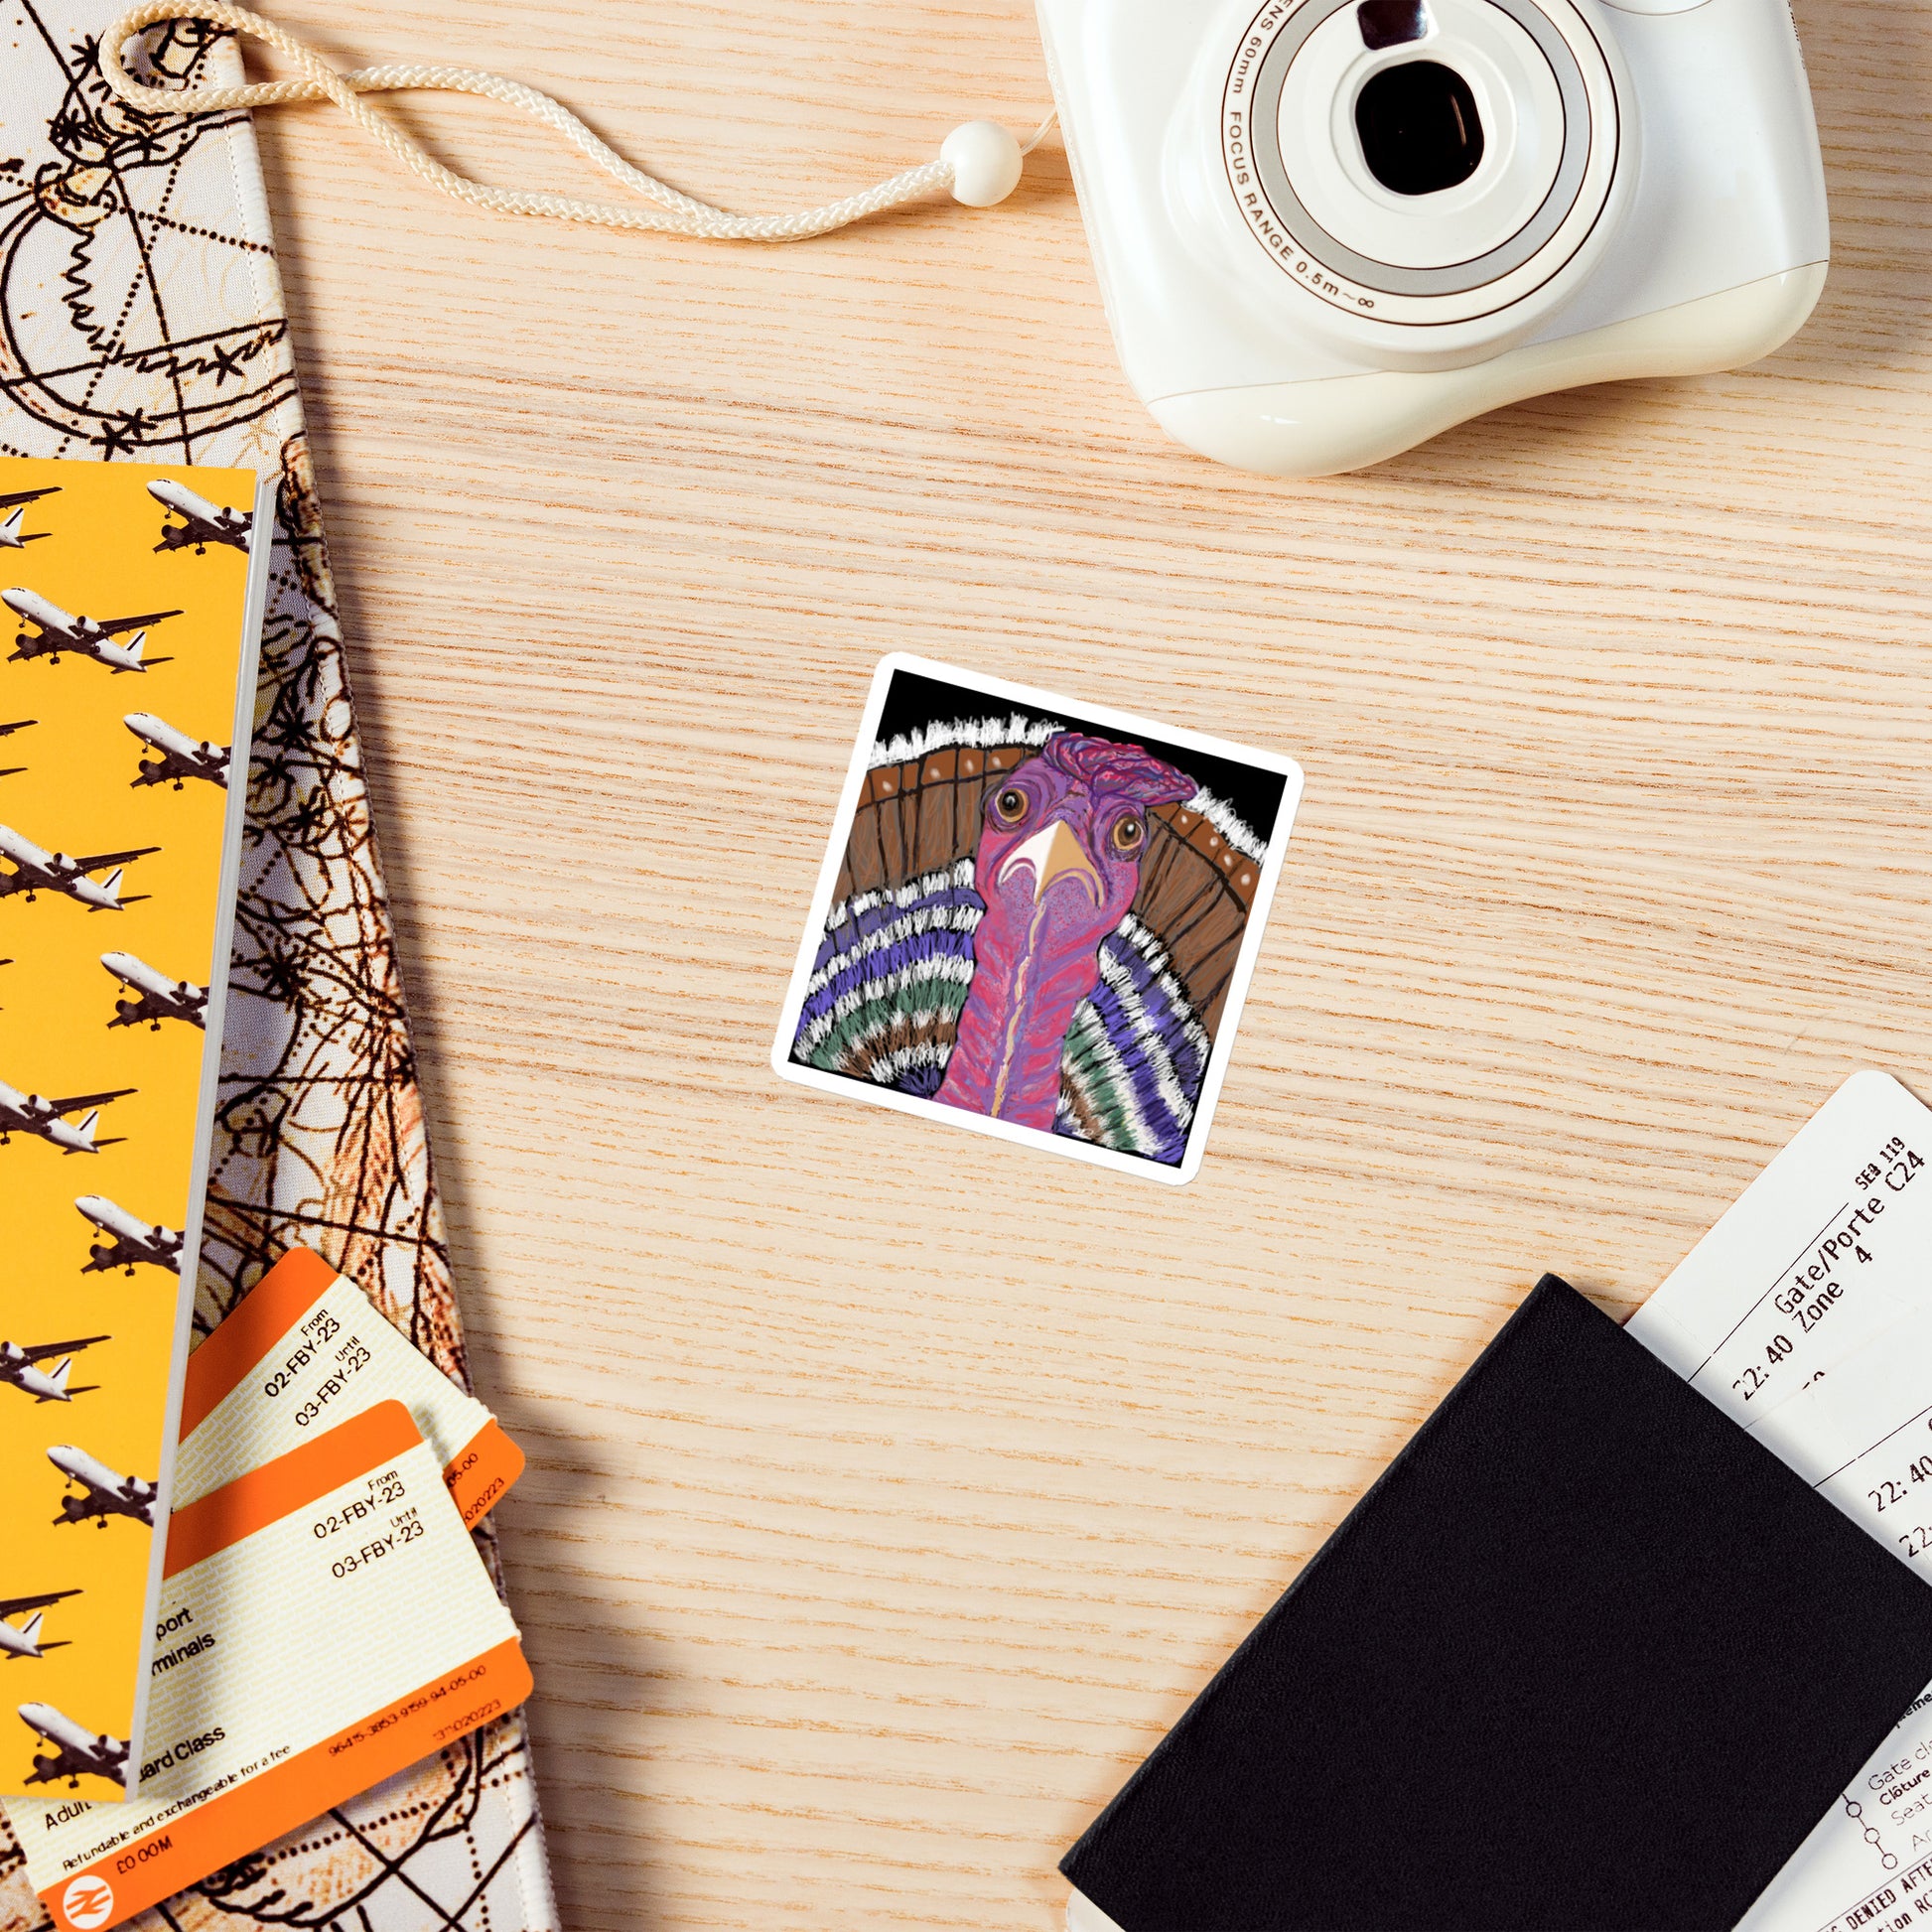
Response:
[239, 0, 1932, 1921]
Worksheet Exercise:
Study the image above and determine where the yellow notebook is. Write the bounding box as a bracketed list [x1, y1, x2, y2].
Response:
[0, 457, 274, 1802]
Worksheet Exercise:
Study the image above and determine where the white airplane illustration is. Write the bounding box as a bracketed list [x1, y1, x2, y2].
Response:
[101, 951, 207, 1031]
[149, 479, 251, 554]
[0, 485, 57, 550]
[0, 1081, 132, 1155]
[0, 1335, 105, 1405]
[18, 1703, 128, 1789]
[48, 1447, 157, 1530]
[75, 1196, 183, 1277]
[0, 823, 158, 910]
[0, 1590, 79, 1662]
[124, 712, 228, 790]
[3, 588, 179, 672]
[0, 719, 31, 779]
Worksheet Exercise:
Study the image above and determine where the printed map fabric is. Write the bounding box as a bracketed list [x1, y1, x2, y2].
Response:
[0, 9, 559, 1926]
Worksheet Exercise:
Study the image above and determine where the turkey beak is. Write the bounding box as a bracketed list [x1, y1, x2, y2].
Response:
[997, 820, 1102, 906]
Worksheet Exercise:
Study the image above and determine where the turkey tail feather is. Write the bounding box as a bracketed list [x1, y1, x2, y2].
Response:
[790, 863, 981, 1093]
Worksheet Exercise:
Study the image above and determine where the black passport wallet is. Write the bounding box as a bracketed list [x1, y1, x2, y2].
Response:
[1061, 1275, 1932, 1932]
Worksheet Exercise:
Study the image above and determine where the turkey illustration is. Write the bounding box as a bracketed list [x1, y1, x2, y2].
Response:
[788, 705, 1277, 1169]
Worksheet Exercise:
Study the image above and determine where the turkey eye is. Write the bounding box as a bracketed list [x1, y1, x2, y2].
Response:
[1111, 814, 1146, 855]
[993, 786, 1029, 824]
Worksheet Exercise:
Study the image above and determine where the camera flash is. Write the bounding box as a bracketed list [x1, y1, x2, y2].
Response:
[1357, 0, 1432, 49]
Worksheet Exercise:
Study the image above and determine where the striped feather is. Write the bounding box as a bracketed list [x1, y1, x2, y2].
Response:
[1054, 917, 1210, 1167]
[791, 864, 982, 1095]
[792, 877, 1212, 1162]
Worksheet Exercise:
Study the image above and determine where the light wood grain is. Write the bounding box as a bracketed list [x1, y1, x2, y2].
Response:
[232, 0, 1932, 1920]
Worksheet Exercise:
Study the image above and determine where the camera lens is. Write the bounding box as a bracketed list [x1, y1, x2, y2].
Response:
[1354, 61, 1485, 196]
[1225, 0, 1618, 327]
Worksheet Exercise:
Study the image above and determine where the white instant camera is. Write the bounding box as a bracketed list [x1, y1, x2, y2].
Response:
[1035, 0, 1829, 477]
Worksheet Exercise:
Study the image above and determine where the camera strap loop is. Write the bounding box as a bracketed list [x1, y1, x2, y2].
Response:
[98, 1, 1050, 240]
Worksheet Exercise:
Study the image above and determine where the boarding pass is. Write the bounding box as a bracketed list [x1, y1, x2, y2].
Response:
[176, 1247, 523, 1527]
[1632, 1071, 1932, 1931]
[1628, 1069, 1932, 1425]
[4, 1401, 528, 1932]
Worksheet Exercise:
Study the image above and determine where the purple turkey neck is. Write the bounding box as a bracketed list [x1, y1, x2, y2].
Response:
[937, 891, 1104, 1131]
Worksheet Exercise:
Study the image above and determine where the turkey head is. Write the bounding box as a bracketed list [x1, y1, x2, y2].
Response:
[936, 731, 1195, 1131]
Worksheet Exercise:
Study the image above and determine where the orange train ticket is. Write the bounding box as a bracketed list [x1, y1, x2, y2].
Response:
[3, 1401, 529, 1931]
[175, 1247, 524, 1529]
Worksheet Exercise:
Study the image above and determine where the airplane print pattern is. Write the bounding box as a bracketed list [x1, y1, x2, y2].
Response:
[0, 454, 260, 1812]
[0, 9, 558, 1931]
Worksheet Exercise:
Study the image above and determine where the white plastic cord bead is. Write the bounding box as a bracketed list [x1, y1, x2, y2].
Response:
[942, 120, 1025, 207]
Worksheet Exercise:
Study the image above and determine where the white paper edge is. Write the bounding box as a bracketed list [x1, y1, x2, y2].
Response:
[123, 468, 278, 1795]
[768, 652, 1304, 1187]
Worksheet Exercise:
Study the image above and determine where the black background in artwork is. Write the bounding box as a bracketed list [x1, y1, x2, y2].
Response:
[871, 668, 1290, 849]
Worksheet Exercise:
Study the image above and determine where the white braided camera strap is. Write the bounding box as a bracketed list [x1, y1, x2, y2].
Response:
[97, 0, 1050, 241]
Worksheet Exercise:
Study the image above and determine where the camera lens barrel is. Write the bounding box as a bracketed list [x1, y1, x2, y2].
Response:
[1222, 0, 1625, 334]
